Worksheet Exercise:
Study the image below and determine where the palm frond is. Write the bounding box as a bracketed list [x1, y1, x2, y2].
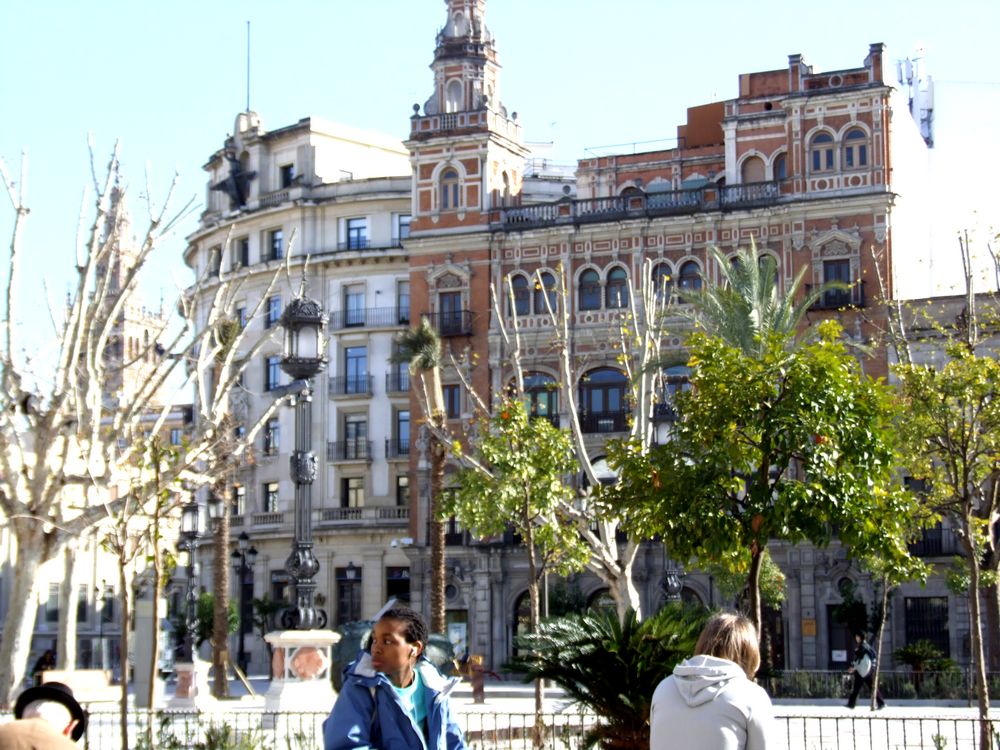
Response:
[390, 316, 441, 371]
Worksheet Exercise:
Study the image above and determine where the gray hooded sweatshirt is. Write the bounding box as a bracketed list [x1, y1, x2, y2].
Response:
[650, 655, 774, 750]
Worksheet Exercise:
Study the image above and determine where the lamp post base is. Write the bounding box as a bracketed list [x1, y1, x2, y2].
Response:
[262, 629, 341, 721]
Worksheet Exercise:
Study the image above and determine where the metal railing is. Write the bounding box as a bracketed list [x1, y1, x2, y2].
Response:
[57, 707, 1000, 750]
[577, 409, 630, 434]
[329, 306, 409, 329]
[908, 526, 962, 557]
[386, 437, 410, 458]
[326, 440, 373, 461]
[317, 506, 408, 524]
[386, 370, 410, 394]
[328, 375, 374, 397]
[806, 280, 867, 310]
[427, 310, 473, 336]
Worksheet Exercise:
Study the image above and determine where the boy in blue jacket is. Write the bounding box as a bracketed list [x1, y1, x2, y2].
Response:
[323, 606, 467, 750]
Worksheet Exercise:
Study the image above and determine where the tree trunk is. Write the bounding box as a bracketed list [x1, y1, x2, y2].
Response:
[747, 546, 764, 637]
[146, 497, 163, 715]
[961, 524, 992, 750]
[0, 530, 46, 707]
[56, 540, 80, 670]
[118, 564, 131, 750]
[610, 555, 642, 621]
[870, 574, 890, 711]
[429, 435, 447, 635]
[212, 478, 231, 698]
[524, 522, 545, 750]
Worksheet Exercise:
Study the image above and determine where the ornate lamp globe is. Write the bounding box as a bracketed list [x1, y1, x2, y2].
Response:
[280, 295, 328, 380]
[180, 499, 200, 547]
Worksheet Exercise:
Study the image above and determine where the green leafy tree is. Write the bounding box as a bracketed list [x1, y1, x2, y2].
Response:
[896, 341, 1000, 739]
[447, 397, 590, 723]
[508, 604, 710, 750]
[609, 321, 919, 634]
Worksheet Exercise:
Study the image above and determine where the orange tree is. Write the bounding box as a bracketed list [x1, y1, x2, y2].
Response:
[606, 320, 922, 635]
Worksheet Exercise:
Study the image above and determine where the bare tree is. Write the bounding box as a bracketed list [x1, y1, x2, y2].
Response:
[0, 147, 282, 707]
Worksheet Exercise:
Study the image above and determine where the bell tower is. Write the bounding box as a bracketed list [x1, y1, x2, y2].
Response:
[406, 0, 529, 232]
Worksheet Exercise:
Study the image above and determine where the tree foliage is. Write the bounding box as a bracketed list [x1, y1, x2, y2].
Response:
[609, 322, 921, 633]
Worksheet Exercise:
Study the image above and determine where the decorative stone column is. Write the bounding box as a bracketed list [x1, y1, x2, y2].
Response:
[263, 630, 342, 722]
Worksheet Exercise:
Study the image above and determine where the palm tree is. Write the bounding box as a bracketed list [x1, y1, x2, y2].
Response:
[680, 239, 830, 358]
[391, 317, 447, 634]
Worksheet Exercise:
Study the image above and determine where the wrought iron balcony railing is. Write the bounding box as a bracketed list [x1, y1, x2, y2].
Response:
[426, 310, 473, 337]
[386, 370, 410, 395]
[385, 437, 411, 459]
[326, 440, 374, 462]
[577, 409, 630, 434]
[328, 375, 374, 397]
[329, 306, 410, 330]
[805, 280, 867, 310]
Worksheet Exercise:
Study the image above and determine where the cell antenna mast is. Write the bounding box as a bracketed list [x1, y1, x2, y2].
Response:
[245, 20, 251, 112]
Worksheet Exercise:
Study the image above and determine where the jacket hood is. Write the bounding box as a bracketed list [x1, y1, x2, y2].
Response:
[671, 655, 747, 707]
[346, 651, 460, 697]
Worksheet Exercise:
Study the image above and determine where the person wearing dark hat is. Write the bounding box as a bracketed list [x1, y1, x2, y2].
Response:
[0, 681, 87, 749]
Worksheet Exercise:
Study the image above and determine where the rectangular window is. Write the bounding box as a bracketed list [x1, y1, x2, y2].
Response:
[397, 410, 410, 454]
[236, 305, 247, 329]
[265, 295, 281, 328]
[101, 586, 114, 623]
[77, 585, 88, 623]
[905, 596, 950, 656]
[396, 475, 410, 507]
[234, 237, 250, 269]
[397, 281, 410, 325]
[336, 567, 362, 625]
[263, 482, 279, 513]
[263, 417, 280, 455]
[344, 346, 368, 393]
[232, 485, 246, 516]
[386, 566, 410, 604]
[346, 218, 368, 250]
[341, 476, 365, 508]
[344, 414, 368, 459]
[344, 285, 365, 327]
[268, 229, 284, 261]
[395, 214, 411, 243]
[45, 583, 60, 623]
[822, 259, 852, 307]
[443, 384, 461, 419]
[265, 355, 281, 391]
[208, 246, 222, 277]
[169, 428, 183, 446]
[279, 164, 296, 189]
[439, 291, 463, 334]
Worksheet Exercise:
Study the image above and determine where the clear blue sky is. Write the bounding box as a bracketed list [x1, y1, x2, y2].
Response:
[1, 0, 998, 334]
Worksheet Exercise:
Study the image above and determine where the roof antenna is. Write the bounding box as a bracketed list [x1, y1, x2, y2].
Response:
[245, 20, 251, 112]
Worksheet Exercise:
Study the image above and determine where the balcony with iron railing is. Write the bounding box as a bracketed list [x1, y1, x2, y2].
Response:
[426, 310, 473, 337]
[328, 375, 374, 398]
[327, 440, 374, 462]
[493, 182, 782, 230]
[806, 280, 867, 310]
[529, 412, 561, 428]
[386, 371, 410, 395]
[578, 409, 630, 434]
[385, 437, 410, 459]
[908, 526, 961, 557]
[329, 307, 410, 330]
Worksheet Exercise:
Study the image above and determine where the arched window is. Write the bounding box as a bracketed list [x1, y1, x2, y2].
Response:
[843, 129, 868, 169]
[678, 261, 702, 291]
[741, 156, 766, 183]
[512, 591, 530, 655]
[509, 275, 529, 316]
[445, 80, 463, 113]
[773, 153, 787, 180]
[606, 267, 629, 309]
[533, 271, 557, 314]
[811, 132, 834, 172]
[523, 372, 559, 424]
[579, 368, 629, 432]
[441, 169, 460, 210]
[652, 262, 672, 299]
[578, 269, 601, 311]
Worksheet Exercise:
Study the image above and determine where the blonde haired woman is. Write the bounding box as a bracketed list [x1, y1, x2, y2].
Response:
[650, 612, 774, 750]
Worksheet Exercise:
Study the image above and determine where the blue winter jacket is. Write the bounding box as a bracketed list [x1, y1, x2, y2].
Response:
[323, 652, 467, 750]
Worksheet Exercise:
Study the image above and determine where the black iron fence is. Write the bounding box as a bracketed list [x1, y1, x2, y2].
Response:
[28, 707, 1000, 750]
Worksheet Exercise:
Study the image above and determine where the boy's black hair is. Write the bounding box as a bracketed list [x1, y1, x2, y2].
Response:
[379, 605, 428, 645]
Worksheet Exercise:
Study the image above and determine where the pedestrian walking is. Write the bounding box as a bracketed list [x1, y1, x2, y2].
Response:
[650, 612, 774, 750]
[846, 632, 885, 709]
[323, 605, 466, 750]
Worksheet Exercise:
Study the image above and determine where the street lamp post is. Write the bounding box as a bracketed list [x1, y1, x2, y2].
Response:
[278, 293, 328, 630]
[97, 580, 110, 670]
[179, 499, 201, 663]
[231, 531, 258, 674]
